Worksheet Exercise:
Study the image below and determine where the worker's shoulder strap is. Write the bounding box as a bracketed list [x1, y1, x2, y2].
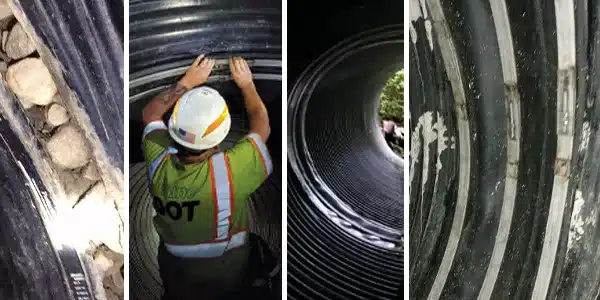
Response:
[246, 133, 273, 176]
[208, 152, 234, 241]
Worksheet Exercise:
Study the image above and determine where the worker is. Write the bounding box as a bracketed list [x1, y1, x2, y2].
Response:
[141, 55, 273, 299]
[383, 119, 396, 148]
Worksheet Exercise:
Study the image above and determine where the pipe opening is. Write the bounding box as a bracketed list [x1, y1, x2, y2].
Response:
[289, 26, 403, 243]
[287, 24, 404, 299]
[379, 69, 404, 155]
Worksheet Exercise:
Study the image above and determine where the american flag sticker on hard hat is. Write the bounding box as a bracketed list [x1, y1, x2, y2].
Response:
[178, 128, 196, 143]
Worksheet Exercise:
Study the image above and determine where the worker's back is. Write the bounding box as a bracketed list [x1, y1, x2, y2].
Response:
[143, 125, 273, 295]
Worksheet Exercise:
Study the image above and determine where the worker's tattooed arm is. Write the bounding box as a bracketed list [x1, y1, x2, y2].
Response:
[141, 82, 188, 124]
[141, 55, 216, 125]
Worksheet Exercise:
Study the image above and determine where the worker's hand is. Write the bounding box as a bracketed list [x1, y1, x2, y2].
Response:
[179, 55, 215, 89]
[229, 57, 254, 89]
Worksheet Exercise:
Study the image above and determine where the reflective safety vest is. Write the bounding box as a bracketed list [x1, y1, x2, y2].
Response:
[143, 121, 272, 259]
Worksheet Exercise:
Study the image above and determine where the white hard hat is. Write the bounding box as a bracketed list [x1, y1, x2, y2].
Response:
[168, 86, 231, 150]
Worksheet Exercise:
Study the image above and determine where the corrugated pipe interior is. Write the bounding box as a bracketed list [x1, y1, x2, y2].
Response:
[129, 1, 281, 299]
[410, 1, 600, 299]
[287, 1, 403, 299]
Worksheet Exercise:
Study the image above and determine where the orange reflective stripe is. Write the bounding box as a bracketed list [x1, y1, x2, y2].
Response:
[202, 106, 228, 137]
[248, 137, 268, 177]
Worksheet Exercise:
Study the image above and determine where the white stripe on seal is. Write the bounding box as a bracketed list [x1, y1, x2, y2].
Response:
[478, 1, 521, 299]
[142, 120, 167, 140]
[426, 0, 473, 298]
[211, 153, 232, 241]
[248, 133, 273, 175]
[531, 0, 576, 298]
[165, 231, 247, 258]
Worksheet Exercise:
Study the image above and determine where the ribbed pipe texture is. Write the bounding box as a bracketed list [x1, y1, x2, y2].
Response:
[287, 1, 403, 298]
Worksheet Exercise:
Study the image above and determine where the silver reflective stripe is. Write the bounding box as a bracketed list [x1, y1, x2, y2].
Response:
[248, 133, 273, 175]
[148, 147, 177, 184]
[165, 231, 247, 258]
[142, 120, 167, 140]
[211, 153, 232, 241]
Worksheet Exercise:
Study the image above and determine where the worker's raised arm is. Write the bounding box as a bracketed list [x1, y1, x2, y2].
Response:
[229, 57, 270, 142]
[142, 55, 216, 125]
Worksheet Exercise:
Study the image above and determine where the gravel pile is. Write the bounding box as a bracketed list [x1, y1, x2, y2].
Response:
[0, 8, 123, 300]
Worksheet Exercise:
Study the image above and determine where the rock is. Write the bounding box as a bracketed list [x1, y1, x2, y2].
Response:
[6, 58, 56, 105]
[59, 171, 94, 208]
[73, 183, 123, 254]
[5, 23, 35, 59]
[24, 105, 45, 131]
[46, 125, 90, 169]
[110, 271, 124, 291]
[46, 103, 69, 126]
[104, 289, 120, 300]
[17, 96, 33, 109]
[94, 247, 123, 274]
[52, 93, 63, 104]
[1, 30, 7, 51]
[94, 251, 114, 274]
[83, 162, 100, 181]
[0, 60, 7, 73]
[80, 181, 109, 204]
[0, 1, 12, 23]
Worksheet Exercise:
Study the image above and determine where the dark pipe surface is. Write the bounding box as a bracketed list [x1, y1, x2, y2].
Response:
[129, 1, 281, 299]
[410, 1, 600, 299]
[288, 1, 403, 299]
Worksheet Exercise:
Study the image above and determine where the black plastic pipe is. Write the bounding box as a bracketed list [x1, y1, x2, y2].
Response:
[287, 1, 404, 299]
[129, 1, 281, 299]
[410, 1, 600, 299]
[0, 0, 123, 299]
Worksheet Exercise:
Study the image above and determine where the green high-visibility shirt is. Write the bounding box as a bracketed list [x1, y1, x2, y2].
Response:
[142, 120, 272, 251]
